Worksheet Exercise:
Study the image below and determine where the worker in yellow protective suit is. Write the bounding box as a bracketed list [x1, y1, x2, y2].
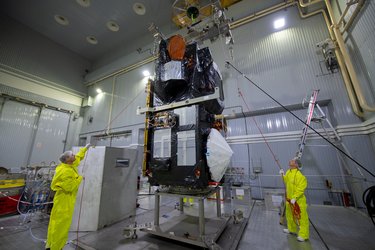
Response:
[183, 197, 194, 206]
[45, 144, 91, 250]
[279, 157, 309, 242]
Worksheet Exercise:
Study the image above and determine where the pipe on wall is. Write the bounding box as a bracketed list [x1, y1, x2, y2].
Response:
[298, 0, 323, 8]
[296, 5, 364, 117]
[295, 0, 368, 116]
[324, 0, 375, 112]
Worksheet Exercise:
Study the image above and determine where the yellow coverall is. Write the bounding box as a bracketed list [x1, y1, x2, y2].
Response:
[46, 147, 88, 250]
[283, 168, 309, 240]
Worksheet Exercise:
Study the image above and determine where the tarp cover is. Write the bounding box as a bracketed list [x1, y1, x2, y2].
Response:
[206, 128, 233, 182]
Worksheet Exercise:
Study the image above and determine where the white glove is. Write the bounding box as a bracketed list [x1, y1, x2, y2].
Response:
[279, 169, 284, 175]
[85, 143, 91, 149]
[290, 198, 296, 205]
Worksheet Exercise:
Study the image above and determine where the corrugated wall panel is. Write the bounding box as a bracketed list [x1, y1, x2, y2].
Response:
[80, 77, 113, 134]
[110, 65, 149, 128]
[227, 105, 331, 136]
[345, 1, 375, 109]
[214, 6, 361, 125]
[345, 1, 375, 48]
[341, 135, 375, 179]
[80, 63, 150, 143]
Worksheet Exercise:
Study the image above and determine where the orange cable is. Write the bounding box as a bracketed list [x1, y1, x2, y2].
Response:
[237, 89, 283, 170]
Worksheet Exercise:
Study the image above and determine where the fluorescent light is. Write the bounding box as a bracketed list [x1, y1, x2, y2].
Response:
[273, 18, 285, 29]
[96, 88, 102, 94]
[143, 70, 150, 77]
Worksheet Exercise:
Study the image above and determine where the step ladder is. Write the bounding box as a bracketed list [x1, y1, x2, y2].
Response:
[296, 90, 365, 184]
[295, 90, 319, 160]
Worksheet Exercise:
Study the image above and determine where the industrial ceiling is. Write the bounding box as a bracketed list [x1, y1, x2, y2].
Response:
[0, 0, 177, 61]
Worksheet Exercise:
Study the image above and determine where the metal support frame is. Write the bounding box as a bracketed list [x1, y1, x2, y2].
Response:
[216, 188, 221, 217]
[137, 87, 220, 114]
[153, 187, 222, 237]
[198, 197, 205, 235]
[154, 193, 160, 226]
[142, 187, 228, 248]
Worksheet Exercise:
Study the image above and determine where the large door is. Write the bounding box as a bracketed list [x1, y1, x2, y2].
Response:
[28, 108, 70, 165]
[0, 100, 70, 170]
[0, 100, 39, 169]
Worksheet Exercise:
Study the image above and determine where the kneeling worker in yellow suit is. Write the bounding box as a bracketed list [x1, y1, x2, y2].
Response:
[279, 157, 309, 242]
[46, 143, 91, 250]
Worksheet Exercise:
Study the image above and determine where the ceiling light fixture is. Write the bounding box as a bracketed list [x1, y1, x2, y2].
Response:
[106, 21, 120, 32]
[273, 18, 285, 29]
[86, 36, 98, 45]
[76, 0, 91, 7]
[54, 15, 69, 26]
[133, 3, 146, 15]
[143, 70, 150, 77]
[96, 88, 103, 94]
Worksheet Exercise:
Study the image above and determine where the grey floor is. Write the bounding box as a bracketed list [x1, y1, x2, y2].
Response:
[1, 196, 375, 250]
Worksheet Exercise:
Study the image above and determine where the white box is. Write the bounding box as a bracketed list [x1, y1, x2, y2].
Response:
[70, 146, 138, 231]
[264, 189, 285, 211]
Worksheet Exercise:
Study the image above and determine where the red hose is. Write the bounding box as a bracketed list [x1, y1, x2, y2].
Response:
[287, 198, 301, 225]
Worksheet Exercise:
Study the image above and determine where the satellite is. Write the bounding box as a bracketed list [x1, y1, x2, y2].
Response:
[138, 34, 232, 193]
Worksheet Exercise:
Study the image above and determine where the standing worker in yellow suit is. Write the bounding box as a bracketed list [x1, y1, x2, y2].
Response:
[279, 157, 309, 242]
[45, 143, 91, 250]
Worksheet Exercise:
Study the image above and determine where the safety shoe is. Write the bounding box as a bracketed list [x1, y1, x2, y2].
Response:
[297, 236, 306, 242]
[283, 229, 296, 235]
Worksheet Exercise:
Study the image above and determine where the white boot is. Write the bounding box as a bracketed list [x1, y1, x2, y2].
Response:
[283, 229, 297, 235]
[297, 236, 305, 242]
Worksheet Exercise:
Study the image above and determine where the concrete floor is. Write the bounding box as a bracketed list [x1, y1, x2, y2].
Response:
[1, 194, 375, 250]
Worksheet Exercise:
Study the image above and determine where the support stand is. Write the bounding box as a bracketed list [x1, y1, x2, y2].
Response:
[141, 187, 229, 248]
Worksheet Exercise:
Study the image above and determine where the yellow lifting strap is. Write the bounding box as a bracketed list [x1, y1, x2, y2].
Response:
[0, 179, 25, 189]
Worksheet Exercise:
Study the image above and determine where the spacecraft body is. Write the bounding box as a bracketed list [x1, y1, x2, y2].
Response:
[144, 35, 231, 191]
